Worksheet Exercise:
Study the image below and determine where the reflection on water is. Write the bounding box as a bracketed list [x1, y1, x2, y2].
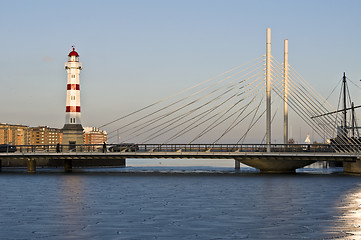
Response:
[57, 176, 87, 235]
[334, 186, 361, 239]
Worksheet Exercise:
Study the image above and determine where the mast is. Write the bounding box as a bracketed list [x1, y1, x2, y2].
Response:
[311, 72, 361, 142]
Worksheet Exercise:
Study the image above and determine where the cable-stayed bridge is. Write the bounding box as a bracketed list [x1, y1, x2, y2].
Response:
[1, 28, 361, 173]
[101, 30, 354, 152]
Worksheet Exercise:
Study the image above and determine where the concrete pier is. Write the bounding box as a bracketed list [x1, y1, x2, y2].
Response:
[27, 158, 36, 173]
[64, 159, 72, 172]
[343, 157, 361, 174]
[236, 157, 316, 173]
[235, 160, 240, 169]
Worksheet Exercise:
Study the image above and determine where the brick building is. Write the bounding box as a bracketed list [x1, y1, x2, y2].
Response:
[84, 127, 107, 145]
[0, 124, 63, 145]
[0, 123, 106, 146]
[0, 123, 30, 145]
[29, 126, 63, 145]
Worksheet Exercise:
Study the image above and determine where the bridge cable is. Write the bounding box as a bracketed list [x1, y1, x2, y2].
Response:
[119, 66, 265, 143]
[190, 81, 266, 145]
[107, 58, 265, 138]
[185, 74, 266, 144]
[101, 55, 265, 129]
[156, 74, 266, 145]
[271, 63, 351, 151]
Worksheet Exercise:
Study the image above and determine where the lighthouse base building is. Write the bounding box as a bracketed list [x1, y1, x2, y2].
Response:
[62, 124, 84, 151]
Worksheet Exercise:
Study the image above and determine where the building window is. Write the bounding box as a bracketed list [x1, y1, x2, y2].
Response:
[71, 96, 75, 100]
[71, 74, 76, 78]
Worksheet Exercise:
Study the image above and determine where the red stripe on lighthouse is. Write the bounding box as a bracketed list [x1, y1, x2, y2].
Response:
[67, 84, 80, 90]
[66, 106, 81, 112]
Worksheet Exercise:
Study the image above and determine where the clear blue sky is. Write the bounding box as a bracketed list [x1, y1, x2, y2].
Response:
[1, 0, 361, 142]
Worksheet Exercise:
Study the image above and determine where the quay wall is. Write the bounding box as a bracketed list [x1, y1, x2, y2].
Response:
[1, 158, 126, 168]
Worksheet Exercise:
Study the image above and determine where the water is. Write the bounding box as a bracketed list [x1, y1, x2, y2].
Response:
[0, 160, 361, 239]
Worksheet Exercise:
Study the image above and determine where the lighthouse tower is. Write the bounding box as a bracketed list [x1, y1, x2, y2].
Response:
[62, 47, 84, 150]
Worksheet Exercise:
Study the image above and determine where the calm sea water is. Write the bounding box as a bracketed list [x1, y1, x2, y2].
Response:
[0, 159, 361, 239]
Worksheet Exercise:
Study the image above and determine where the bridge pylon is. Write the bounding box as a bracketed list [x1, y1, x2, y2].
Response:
[266, 28, 272, 152]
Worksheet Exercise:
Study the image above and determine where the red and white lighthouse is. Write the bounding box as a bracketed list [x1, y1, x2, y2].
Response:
[65, 47, 82, 125]
[62, 47, 84, 148]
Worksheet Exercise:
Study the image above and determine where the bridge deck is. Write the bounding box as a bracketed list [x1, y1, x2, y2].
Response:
[0, 151, 357, 161]
[0, 144, 359, 173]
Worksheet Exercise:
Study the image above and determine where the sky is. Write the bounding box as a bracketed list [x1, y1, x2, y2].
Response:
[1, 0, 361, 143]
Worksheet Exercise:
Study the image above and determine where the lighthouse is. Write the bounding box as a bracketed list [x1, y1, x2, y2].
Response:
[62, 47, 84, 150]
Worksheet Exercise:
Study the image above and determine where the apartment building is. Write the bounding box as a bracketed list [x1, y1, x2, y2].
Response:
[29, 126, 63, 145]
[0, 123, 106, 145]
[84, 127, 107, 145]
[0, 123, 30, 145]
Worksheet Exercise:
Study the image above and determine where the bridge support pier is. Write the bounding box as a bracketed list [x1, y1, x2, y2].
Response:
[344, 157, 361, 174]
[27, 158, 36, 173]
[236, 157, 315, 174]
[235, 160, 240, 169]
[64, 159, 72, 172]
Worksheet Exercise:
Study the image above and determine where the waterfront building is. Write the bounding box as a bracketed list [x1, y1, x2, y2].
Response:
[0, 123, 30, 145]
[0, 124, 62, 145]
[0, 123, 106, 146]
[62, 47, 84, 150]
[84, 127, 107, 145]
[29, 126, 63, 145]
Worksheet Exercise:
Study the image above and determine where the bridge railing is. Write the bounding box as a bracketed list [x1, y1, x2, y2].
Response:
[0, 143, 341, 154]
[135, 143, 336, 153]
[0, 144, 106, 154]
